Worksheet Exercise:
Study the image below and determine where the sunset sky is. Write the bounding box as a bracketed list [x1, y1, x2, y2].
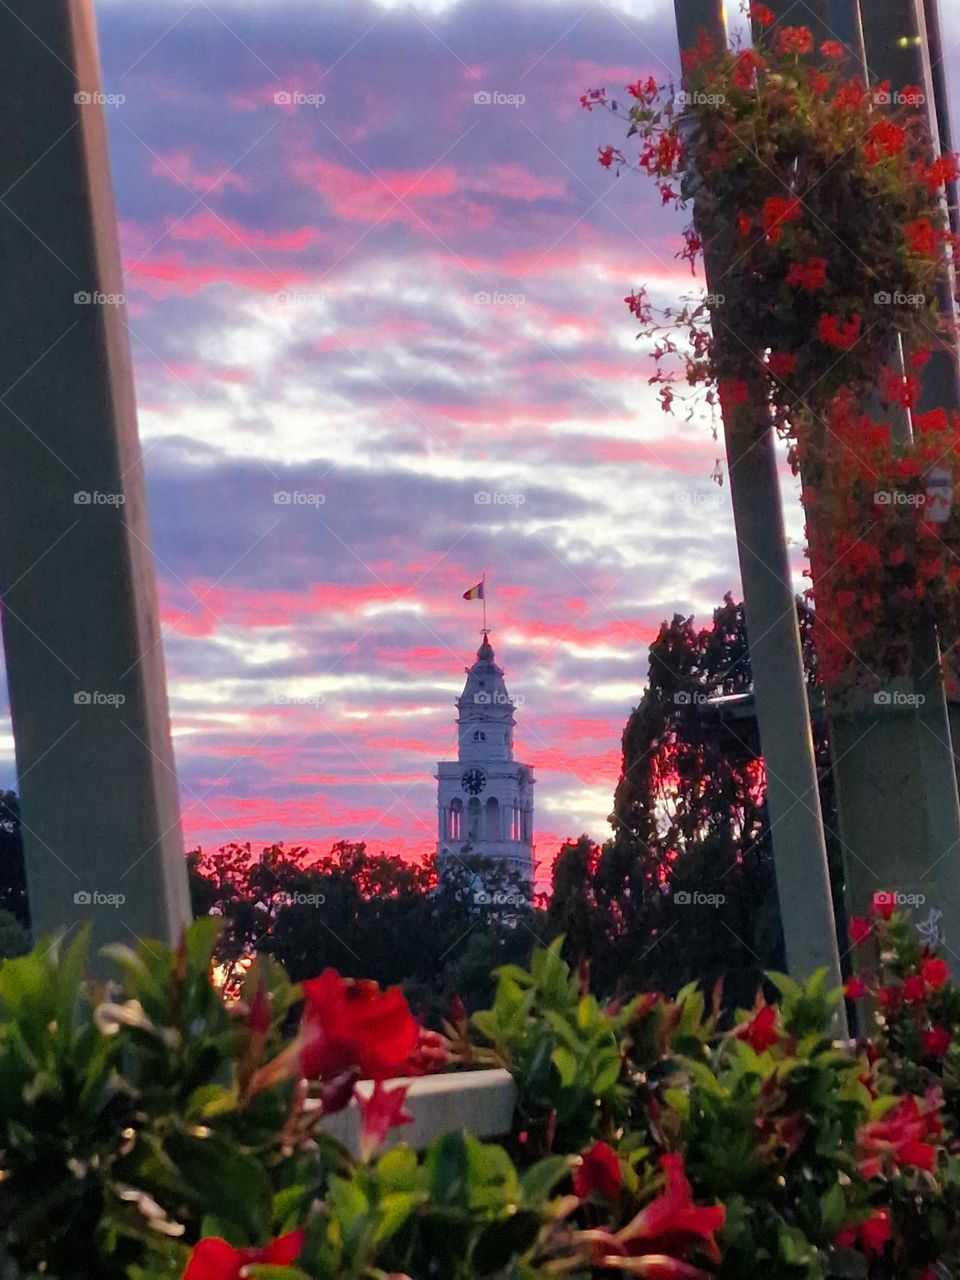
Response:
[4, 0, 959, 874]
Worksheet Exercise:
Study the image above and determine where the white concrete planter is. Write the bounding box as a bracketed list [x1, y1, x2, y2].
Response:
[319, 1068, 517, 1154]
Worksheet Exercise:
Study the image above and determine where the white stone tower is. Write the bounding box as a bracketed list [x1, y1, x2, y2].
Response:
[436, 631, 534, 882]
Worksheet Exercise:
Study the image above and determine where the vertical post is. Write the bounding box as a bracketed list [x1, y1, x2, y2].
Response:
[674, 0, 846, 1003]
[821, 0, 960, 956]
[0, 0, 192, 948]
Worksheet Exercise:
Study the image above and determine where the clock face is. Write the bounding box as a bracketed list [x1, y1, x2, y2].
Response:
[461, 767, 487, 795]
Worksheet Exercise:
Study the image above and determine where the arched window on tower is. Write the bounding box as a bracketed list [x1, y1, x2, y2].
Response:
[484, 796, 500, 841]
[473, 729, 486, 742]
[449, 798, 463, 840]
[467, 797, 481, 841]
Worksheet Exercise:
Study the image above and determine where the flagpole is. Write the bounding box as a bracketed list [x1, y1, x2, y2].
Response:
[482, 573, 487, 633]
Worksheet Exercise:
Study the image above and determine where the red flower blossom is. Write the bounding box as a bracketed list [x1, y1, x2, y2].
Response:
[761, 195, 802, 244]
[909, 346, 932, 371]
[904, 974, 927, 1004]
[833, 77, 868, 112]
[183, 1232, 304, 1280]
[627, 76, 659, 101]
[749, 4, 775, 25]
[786, 256, 827, 291]
[809, 69, 830, 93]
[615, 1153, 725, 1264]
[736, 210, 752, 236]
[922, 957, 950, 990]
[905, 218, 938, 256]
[598, 145, 622, 169]
[923, 1026, 951, 1058]
[298, 969, 420, 1081]
[775, 25, 814, 56]
[850, 916, 871, 945]
[818, 313, 861, 350]
[737, 1004, 779, 1052]
[580, 88, 607, 112]
[864, 120, 906, 165]
[574, 1141, 623, 1199]
[836, 1209, 890, 1259]
[767, 351, 798, 377]
[844, 977, 868, 1000]
[922, 153, 960, 193]
[680, 29, 714, 75]
[820, 40, 845, 58]
[356, 1080, 413, 1159]
[718, 379, 750, 413]
[857, 1095, 941, 1179]
[733, 49, 764, 92]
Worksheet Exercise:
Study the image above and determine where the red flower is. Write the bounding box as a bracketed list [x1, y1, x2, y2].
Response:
[844, 977, 868, 1000]
[749, 3, 775, 25]
[809, 69, 830, 94]
[864, 120, 906, 165]
[736, 210, 752, 236]
[680, 29, 714, 75]
[761, 195, 802, 244]
[598, 145, 622, 169]
[775, 26, 814, 56]
[718, 379, 749, 414]
[857, 1095, 940, 1179]
[817, 313, 861, 350]
[580, 88, 607, 112]
[904, 974, 926, 1004]
[923, 1026, 951, 1058]
[905, 218, 938, 256]
[615, 1153, 725, 1264]
[627, 77, 659, 101]
[821, 40, 845, 58]
[767, 351, 797, 377]
[909, 345, 932, 371]
[850, 916, 871, 945]
[872, 891, 895, 920]
[574, 1141, 623, 1199]
[298, 969, 420, 1081]
[836, 1208, 890, 1260]
[833, 77, 868, 112]
[183, 1232, 304, 1280]
[922, 153, 960, 193]
[786, 256, 827, 291]
[733, 49, 764, 92]
[737, 1004, 779, 1053]
[356, 1080, 413, 1159]
[922, 957, 950, 990]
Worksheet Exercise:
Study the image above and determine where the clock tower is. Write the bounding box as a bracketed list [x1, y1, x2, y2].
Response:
[436, 631, 534, 883]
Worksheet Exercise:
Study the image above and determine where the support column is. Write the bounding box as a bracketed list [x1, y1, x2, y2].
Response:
[0, 1, 192, 948]
[674, 0, 846, 1003]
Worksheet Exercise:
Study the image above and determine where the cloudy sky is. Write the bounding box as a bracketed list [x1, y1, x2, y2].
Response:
[5, 0, 960, 876]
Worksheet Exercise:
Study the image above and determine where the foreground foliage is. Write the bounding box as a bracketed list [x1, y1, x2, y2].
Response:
[2, 898, 960, 1278]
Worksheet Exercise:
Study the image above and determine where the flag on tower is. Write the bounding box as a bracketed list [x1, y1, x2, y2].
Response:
[463, 581, 484, 600]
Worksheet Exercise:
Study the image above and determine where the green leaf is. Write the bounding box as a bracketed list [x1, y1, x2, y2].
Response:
[519, 1155, 571, 1204]
[551, 1046, 577, 1087]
